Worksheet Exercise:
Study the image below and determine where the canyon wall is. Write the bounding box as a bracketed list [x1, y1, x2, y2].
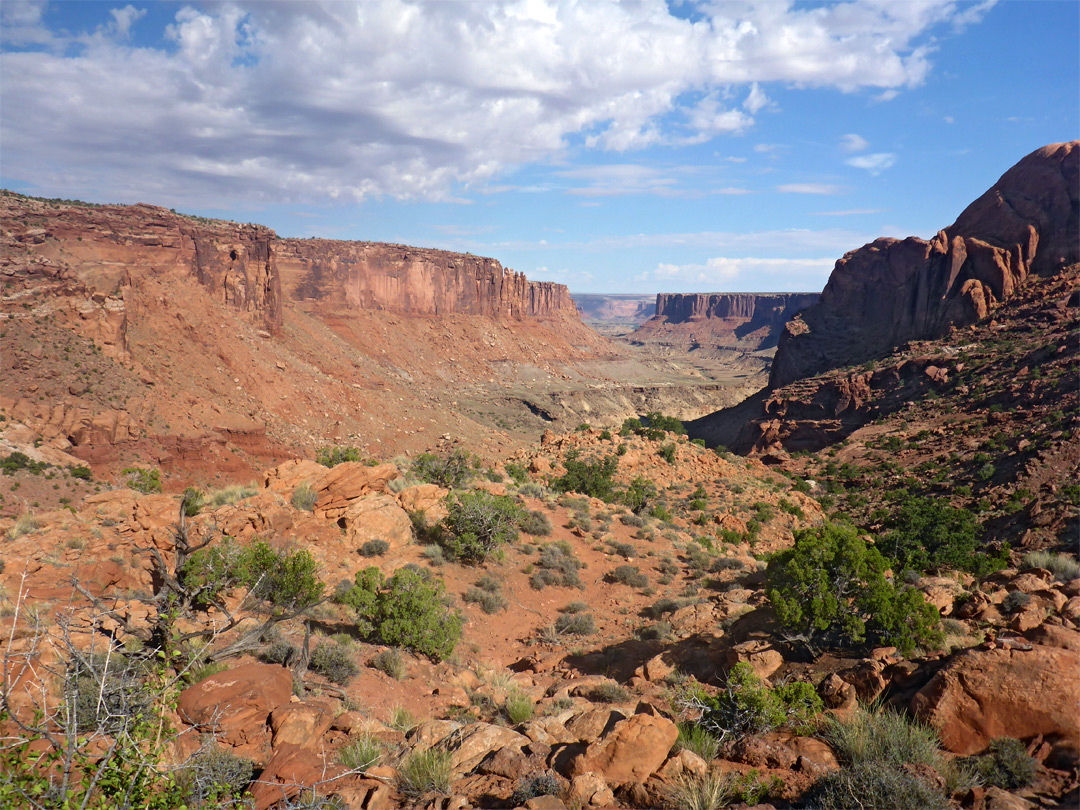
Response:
[0, 195, 576, 345]
[653, 292, 818, 327]
[633, 291, 819, 352]
[276, 240, 573, 318]
[770, 141, 1079, 388]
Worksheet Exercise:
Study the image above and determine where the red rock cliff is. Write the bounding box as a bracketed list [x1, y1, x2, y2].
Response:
[0, 195, 576, 355]
[653, 292, 819, 324]
[275, 239, 574, 318]
[770, 141, 1080, 388]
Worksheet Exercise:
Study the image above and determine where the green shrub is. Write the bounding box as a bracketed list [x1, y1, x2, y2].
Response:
[411, 450, 476, 488]
[766, 522, 942, 654]
[316, 446, 364, 467]
[183, 660, 227, 686]
[463, 587, 507, 614]
[339, 733, 384, 771]
[69, 464, 92, 480]
[824, 705, 945, 770]
[371, 648, 406, 680]
[609, 565, 648, 588]
[505, 462, 529, 485]
[519, 509, 552, 536]
[961, 737, 1036, 789]
[530, 542, 584, 589]
[338, 566, 463, 661]
[182, 540, 325, 615]
[210, 483, 258, 507]
[620, 513, 645, 527]
[182, 487, 206, 517]
[1000, 590, 1031, 615]
[1, 452, 49, 475]
[551, 451, 619, 500]
[121, 466, 162, 494]
[1023, 550, 1080, 582]
[882, 496, 1004, 575]
[505, 691, 534, 724]
[676, 723, 720, 761]
[806, 761, 950, 810]
[607, 541, 636, 559]
[397, 748, 452, 797]
[309, 640, 358, 685]
[510, 772, 562, 806]
[665, 770, 734, 810]
[359, 539, 389, 557]
[177, 744, 255, 807]
[434, 490, 526, 563]
[260, 639, 296, 665]
[291, 483, 317, 512]
[622, 476, 658, 514]
[589, 681, 629, 703]
[553, 612, 595, 636]
[680, 663, 822, 742]
[659, 443, 677, 464]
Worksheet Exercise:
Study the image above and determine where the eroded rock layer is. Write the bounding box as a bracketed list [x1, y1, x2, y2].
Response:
[770, 141, 1079, 388]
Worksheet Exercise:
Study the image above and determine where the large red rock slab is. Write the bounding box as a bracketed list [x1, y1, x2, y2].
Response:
[177, 664, 292, 760]
[911, 637, 1080, 755]
[570, 713, 678, 783]
[315, 462, 398, 519]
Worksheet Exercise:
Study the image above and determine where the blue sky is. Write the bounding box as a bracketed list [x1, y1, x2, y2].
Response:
[2, 1, 1076, 293]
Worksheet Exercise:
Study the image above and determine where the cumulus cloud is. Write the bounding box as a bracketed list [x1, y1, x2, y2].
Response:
[846, 152, 897, 174]
[1, 0, 985, 205]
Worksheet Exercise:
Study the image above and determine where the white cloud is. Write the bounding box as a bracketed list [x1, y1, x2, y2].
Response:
[777, 183, 846, 195]
[1, 0, 985, 204]
[644, 256, 835, 291]
[839, 133, 869, 153]
[944, 115, 955, 124]
[846, 152, 897, 174]
[743, 82, 770, 114]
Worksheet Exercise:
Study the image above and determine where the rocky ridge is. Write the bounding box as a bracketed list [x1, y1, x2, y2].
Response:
[770, 141, 1079, 388]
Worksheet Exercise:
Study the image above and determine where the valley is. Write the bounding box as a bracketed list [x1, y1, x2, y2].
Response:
[0, 143, 1077, 810]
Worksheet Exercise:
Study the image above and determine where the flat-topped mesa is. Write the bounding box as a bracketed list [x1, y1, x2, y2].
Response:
[770, 141, 1080, 388]
[0, 194, 576, 346]
[653, 292, 819, 325]
[275, 239, 574, 319]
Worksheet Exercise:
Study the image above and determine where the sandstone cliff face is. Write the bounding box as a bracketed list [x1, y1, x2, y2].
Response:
[0, 194, 576, 359]
[653, 292, 818, 327]
[770, 141, 1079, 388]
[634, 292, 818, 352]
[276, 240, 574, 318]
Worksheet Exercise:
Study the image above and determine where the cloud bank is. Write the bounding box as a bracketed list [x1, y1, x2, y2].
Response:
[1, 0, 991, 205]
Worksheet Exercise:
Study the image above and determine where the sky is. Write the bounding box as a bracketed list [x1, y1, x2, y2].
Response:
[1, 1, 1077, 294]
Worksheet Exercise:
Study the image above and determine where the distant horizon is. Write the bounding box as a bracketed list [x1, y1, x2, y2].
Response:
[2, 2, 1076, 294]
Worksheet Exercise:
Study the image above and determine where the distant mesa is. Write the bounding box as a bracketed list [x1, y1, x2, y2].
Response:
[572, 293, 656, 322]
[769, 141, 1080, 388]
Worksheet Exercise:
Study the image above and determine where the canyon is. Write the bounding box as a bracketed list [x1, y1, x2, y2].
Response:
[0, 144, 1077, 810]
[0, 195, 764, 496]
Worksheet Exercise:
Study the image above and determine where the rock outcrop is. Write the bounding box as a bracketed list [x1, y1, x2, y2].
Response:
[633, 292, 818, 352]
[770, 142, 1079, 388]
[0, 193, 577, 354]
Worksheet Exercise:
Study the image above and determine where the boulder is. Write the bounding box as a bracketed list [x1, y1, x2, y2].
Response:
[568, 773, 615, 807]
[270, 698, 337, 749]
[433, 722, 531, 775]
[911, 638, 1080, 754]
[342, 494, 414, 550]
[264, 459, 327, 497]
[723, 640, 784, 681]
[177, 664, 292, 759]
[570, 713, 678, 783]
[396, 484, 449, 520]
[315, 462, 398, 519]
